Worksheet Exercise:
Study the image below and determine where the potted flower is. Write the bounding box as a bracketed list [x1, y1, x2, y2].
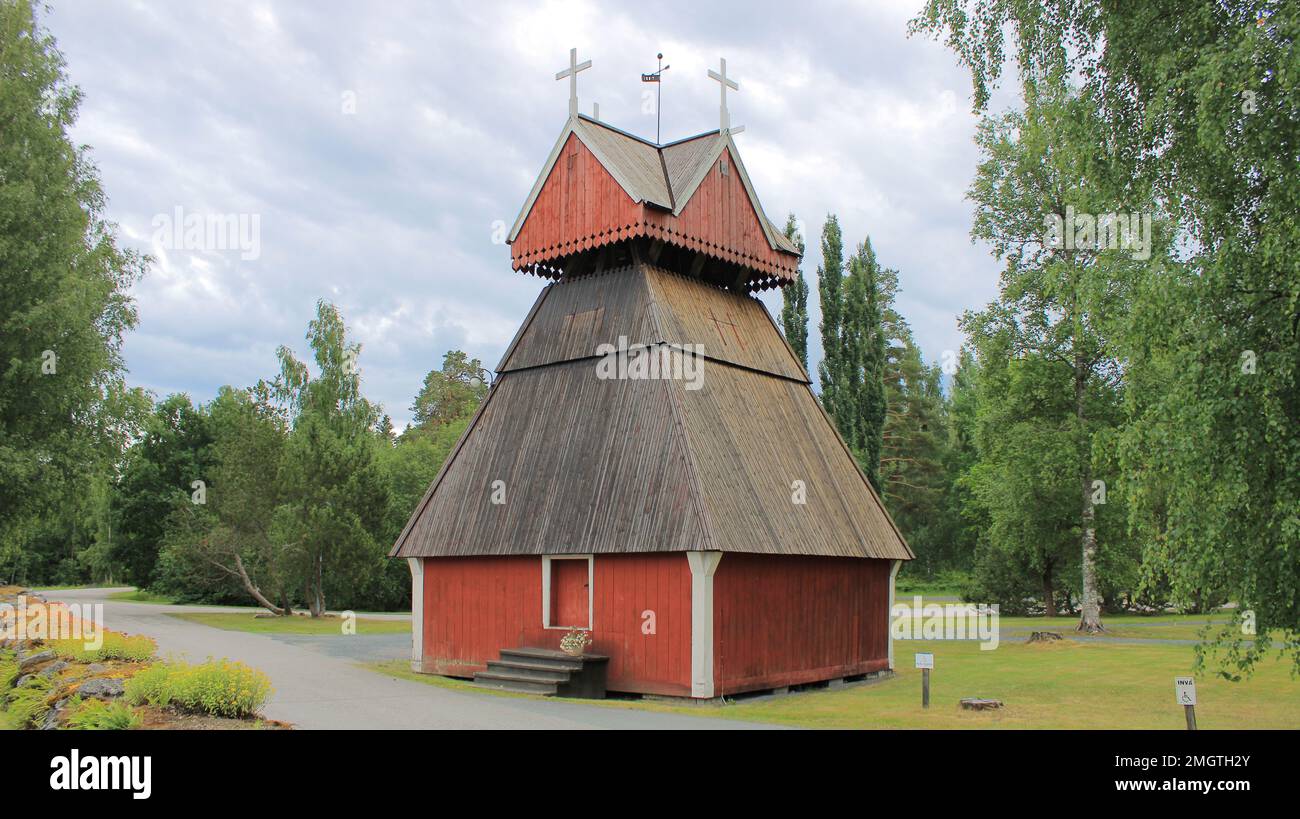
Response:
[559, 628, 592, 657]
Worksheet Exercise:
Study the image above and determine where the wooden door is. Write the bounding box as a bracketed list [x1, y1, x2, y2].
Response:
[551, 559, 589, 628]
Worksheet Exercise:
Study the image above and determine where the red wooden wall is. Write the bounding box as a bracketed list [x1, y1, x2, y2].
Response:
[419, 553, 693, 697]
[418, 552, 893, 698]
[712, 554, 891, 695]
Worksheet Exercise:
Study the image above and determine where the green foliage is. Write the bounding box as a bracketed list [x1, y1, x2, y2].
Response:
[816, 215, 845, 417]
[66, 698, 141, 730]
[49, 631, 157, 662]
[914, 0, 1300, 672]
[123, 663, 172, 707]
[410, 350, 487, 434]
[3, 674, 54, 728]
[779, 213, 810, 371]
[837, 240, 889, 488]
[271, 302, 389, 615]
[0, 650, 17, 689]
[816, 221, 890, 489]
[880, 329, 951, 569]
[111, 394, 217, 587]
[125, 659, 270, 718]
[0, 0, 148, 583]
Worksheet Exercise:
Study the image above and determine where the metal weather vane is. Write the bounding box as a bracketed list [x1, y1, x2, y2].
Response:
[641, 53, 670, 144]
[556, 47, 592, 118]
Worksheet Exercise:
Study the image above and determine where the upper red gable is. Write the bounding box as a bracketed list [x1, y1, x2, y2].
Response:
[508, 117, 800, 291]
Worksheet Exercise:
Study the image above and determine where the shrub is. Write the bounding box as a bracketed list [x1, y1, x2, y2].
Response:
[66, 699, 142, 730]
[125, 659, 270, 718]
[124, 664, 172, 707]
[49, 631, 157, 663]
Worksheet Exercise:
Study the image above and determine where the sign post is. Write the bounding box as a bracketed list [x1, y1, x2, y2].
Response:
[915, 653, 934, 708]
[1175, 676, 1197, 730]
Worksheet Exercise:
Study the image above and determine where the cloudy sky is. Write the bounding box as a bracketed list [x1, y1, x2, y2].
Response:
[47, 0, 1014, 428]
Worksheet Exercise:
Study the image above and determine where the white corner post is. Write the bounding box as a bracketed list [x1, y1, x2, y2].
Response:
[408, 558, 424, 672]
[687, 551, 723, 698]
[888, 559, 902, 671]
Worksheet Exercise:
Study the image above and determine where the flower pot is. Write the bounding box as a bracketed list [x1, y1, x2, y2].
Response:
[561, 645, 585, 657]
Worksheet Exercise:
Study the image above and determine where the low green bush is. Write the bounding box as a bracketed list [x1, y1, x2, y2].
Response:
[66, 698, 142, 730]
[125, 659, 270, 719]
[49, 631, 156, 662]
[123, 663, 172, 707]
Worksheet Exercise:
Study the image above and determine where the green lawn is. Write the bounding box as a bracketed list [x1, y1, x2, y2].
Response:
[107, 589, 178, 604]
[174, 611, 410, 635]
[369, 634, 1299, 729]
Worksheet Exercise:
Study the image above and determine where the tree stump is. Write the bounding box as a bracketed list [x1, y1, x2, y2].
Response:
[1027, 631, 1063, 643]
[959, 698, 1004, 711]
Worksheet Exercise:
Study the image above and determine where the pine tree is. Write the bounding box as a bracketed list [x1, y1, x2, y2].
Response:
[779, 213, 809, 371]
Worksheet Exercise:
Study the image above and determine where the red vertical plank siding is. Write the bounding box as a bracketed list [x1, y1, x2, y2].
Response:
[712, 554, 891, 695]
[512, 141, 797, 281]
[419, 554, 692, 697]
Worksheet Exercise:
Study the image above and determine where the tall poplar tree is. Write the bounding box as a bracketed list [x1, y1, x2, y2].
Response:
[779, 213, 810, 371]
[816, 215, 844, 417]
[839, 240, 888, 488]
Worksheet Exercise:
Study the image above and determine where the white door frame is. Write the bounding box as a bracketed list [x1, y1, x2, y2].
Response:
[541, 554, 594, 629]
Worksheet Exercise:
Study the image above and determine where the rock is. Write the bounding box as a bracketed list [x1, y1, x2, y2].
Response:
[38, 660, 68, 679]
[959, 698, 1004, 711]
[86, 663, 108, 674]
[1027, 631, 1063, 643]
[76, 677, 125, 699]
[18, 649, 56, 672]
[15, 674, 37, 688]
[40, 699, 68, 731]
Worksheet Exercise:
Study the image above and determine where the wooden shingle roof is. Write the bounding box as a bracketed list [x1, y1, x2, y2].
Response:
[391, 265, 912, 562]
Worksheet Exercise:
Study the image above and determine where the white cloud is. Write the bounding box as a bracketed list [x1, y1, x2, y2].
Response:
[49, 0, 1005, 425]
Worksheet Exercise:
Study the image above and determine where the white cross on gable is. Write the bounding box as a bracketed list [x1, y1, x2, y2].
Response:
[707, 57, 740, 132]
[555, 47, 592, 117]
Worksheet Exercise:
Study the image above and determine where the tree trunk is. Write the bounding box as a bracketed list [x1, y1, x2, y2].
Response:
[1075, 347, 1104, 633]
[232, 554, 290, 617]
[307, 553, 325, 618]
[1042, 565, 1057, 618]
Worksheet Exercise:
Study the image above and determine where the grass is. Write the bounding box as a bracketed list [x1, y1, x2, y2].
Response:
[173, 611, 410, 635]
[893, 570, 969, 598]
[107, 589, 178, 604]
[368, 635, 1300, 729]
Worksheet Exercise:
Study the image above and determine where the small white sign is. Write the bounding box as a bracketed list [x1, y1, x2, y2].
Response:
[1175, 676, 1197, 706]
[915, 652, 934, 669]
